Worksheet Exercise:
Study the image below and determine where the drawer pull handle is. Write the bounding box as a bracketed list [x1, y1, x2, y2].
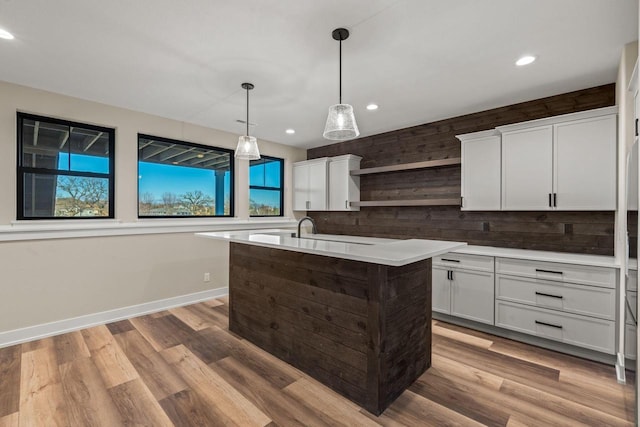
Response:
[441, 258, 461, 263]
[535, 291, 563, 299]
[535, 269, 563, 275]
[535, 320, 563, 329]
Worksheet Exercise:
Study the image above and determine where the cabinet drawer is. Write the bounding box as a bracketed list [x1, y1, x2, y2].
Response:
[495, 275, 615, 320]
[628, 269, 637, 291]
[495, 258, 615, 288]
[433, 253, 494, 272]
[495, 301, 615, 354]
[627, 291, 637, 326]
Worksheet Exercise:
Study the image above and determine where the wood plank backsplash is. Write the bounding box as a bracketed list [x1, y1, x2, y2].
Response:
[307, 84, 618, 256]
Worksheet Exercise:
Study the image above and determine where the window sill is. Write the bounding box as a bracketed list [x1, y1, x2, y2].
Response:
[0, 217, 298, 242]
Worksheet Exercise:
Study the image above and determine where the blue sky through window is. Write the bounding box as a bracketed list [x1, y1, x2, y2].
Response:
[58, 152, 109, 173]
[54, 153, 282, 209]
[139, 162, 230, 203]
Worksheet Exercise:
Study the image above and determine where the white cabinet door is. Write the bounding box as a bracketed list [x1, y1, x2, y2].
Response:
[329, 155, 361, 211]
[450, 269, 494, 325]
[502, 126, 554, 210]
[461, 134, 501, 210]
[554, 115, 617, 210]
[432, 267, 451, 315]
[307, 160, 328, 210]
[293, 158, 328, 211]
[293, 163, 309, 211]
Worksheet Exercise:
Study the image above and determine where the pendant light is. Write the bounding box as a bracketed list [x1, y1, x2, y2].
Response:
[323, 28, 359, 141]
[235, 82, 260, 160]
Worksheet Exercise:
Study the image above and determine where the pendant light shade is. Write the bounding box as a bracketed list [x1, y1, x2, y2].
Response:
[323, 28, 359, 141]
[323, 104, 359, 140]
[235, 82, 260, 160]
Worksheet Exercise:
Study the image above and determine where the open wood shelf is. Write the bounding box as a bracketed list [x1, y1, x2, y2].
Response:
[351, 198, 462, 207]
[350, 157, 461, 176]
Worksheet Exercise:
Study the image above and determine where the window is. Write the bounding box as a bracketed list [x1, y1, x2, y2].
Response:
[138, 134, 234, 217]
[250, 156, 284, 216]
[17, 113, 115, 219]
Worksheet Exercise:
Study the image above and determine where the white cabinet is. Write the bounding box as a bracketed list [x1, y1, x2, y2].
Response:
[328, 154, 361, 211]
[293, 158, 329, 211]
[498, 107, 617, 211]
[501, 126, 553, 210]
[495, 257, 616, 354]
[432, 254, 494, 325]
[554, 115, 617, 210]
[457, 130, 501, 210]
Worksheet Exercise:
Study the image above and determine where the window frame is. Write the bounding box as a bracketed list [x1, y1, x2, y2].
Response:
[249, 155, 284, 217]
[16, 112, 116, 220]
[137, 133, 235, 219]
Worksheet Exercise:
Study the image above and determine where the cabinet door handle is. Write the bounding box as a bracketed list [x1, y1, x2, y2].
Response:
[345, 200, 349, 209]
[450, 271, 454, 281]
[548, 193, 552, 208]
[535, 291, 563, 299]
[306, 200, 310, 210]
[635, 118, 638, 137]
[535, 269, 563, 275]
[441, 258, 461, 263]
[553, 193, 557, 207]
[535, 320, 563, 329]
[447, 270, 451, 280]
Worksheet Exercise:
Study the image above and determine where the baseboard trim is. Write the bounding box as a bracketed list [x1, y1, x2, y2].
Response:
[0, 287, 228, 349]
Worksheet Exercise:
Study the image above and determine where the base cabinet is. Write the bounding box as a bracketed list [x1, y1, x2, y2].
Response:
[432, 254, 494, 325]
[434, 251, 617, 357]
[495, 300, 615, 354]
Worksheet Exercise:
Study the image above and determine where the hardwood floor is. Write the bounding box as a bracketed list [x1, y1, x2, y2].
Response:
[0, 296, 634, 426]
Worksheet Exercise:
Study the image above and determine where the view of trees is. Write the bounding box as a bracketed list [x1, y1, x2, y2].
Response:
[249, 199, 280, 216]
[54, 176, 109, 216]
[138, 190, 230, 216]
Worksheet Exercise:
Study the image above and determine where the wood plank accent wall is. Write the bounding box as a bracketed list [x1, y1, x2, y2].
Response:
[307, 84, 617, 255]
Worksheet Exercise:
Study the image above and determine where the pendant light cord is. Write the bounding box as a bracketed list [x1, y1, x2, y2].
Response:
[246, 87, 249, 136]
[339, 38, 342, 104]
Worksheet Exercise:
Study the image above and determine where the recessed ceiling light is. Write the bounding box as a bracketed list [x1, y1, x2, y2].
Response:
[366, 103, 379, 111]
[0, 29, 14, 40]
[285, 129, 295, 135]
[516, 55, 536, 66]
[196, 154, 204, 158]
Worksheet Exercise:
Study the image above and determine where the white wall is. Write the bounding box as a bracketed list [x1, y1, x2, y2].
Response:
[0, 80, 306, 342]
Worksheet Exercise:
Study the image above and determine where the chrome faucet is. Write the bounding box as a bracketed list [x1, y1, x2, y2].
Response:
[297, 216, 317, 237]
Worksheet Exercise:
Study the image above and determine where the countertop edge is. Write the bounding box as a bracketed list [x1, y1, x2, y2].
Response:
[449, 245, 620, 269]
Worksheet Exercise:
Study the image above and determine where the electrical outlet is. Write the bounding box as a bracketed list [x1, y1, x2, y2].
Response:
[204, 272, 210, 282]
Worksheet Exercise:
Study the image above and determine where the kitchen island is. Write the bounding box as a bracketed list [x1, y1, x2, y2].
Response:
[197, 229, 465, 415]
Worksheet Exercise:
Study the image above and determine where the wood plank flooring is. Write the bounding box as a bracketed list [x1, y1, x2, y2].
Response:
[0, 296, 634, 426]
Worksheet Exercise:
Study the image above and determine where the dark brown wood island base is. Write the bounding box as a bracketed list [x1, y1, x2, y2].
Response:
[228, 242, 432, 415]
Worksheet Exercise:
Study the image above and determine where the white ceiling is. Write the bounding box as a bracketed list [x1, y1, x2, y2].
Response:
[0, 0, 637, 149]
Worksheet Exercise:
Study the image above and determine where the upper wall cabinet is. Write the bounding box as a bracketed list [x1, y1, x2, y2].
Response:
[293, 155, 361, 211]
[457, 130, 501, 211]
[293, 157, 330, 211]
[328, 154, 362, 211]
[498, 106, 617, 211]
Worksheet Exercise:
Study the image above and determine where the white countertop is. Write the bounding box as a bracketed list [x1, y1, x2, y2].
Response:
[452, 245, 619, 268]
[196, 229, 466, 267]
